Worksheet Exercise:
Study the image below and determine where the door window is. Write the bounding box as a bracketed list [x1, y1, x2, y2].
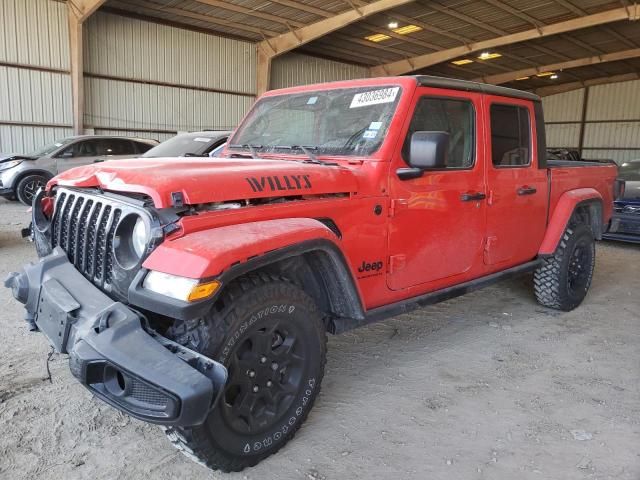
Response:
[101, 139, 137, 155]
[402, 97, 475, 169]
[490, 104, 531, 167]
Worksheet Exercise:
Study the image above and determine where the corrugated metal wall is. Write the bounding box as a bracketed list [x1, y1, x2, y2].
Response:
[271, 53, 369, 90]
[0, 0, 72, 153]
[544, 79, 640, 164]
[84, 12, 256, 137]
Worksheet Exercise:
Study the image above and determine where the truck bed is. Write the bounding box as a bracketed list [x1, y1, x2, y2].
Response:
[547, 161, 618, 234]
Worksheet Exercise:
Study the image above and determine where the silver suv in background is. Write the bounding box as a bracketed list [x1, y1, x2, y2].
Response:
[0, 135, 158, 205]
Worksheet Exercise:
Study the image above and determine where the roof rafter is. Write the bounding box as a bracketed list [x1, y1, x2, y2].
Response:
[535, 72, 640, 96]
[474, 47, 640, 84]
[370, 6, 636, 76]
[257, 0, 414, 57]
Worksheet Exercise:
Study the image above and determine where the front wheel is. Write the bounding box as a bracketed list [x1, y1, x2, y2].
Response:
[533, 223, 596, 311]
[16, 174, 47, 205]
[164, 274, 327, 472]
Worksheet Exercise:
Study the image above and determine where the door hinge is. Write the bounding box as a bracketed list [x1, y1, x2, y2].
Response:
[389, 199, 408, 217]
[388, 254, 406, 274]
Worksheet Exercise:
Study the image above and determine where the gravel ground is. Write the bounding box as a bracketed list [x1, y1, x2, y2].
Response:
[0, 197, 638, 480]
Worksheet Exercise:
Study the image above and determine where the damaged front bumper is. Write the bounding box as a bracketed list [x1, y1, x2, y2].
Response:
[5, 248, 227, 427]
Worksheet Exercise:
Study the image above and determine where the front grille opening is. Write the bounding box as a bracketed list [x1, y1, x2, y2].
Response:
[51, 192, 123, 289]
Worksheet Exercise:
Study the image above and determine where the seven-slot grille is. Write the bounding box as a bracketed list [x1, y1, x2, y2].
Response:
[51, 190, 122, 287]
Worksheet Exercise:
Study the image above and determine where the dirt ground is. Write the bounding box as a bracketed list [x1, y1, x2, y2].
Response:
[0, 197, 638, 480]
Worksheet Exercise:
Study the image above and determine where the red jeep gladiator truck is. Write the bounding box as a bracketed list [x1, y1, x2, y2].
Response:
[6, 76, 618, 471]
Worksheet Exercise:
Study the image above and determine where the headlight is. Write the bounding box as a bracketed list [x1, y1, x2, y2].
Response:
[0, 160, 22, 171]
[132, 216, 148, 257]
[143, 271, 220, 302]
[114, 214, 150, 269]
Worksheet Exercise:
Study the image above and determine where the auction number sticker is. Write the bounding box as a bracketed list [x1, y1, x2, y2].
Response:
[350, 87, 399, 108]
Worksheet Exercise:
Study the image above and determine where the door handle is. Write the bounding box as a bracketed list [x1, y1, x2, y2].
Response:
[93, 159, 105, 163]
[460, 192, 487, 202]
[517, 186, 537, 196]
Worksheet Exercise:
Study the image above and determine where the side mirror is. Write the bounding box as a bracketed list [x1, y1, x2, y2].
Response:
[57, 150, 73, 158]
[397, 131, 449, 180]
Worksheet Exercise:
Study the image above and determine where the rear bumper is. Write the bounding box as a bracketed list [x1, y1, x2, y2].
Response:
[5, 248, 227, 426]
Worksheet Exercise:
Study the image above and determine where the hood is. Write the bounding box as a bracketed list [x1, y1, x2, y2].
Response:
[0, 154, 37, 163]
[50, 157, 361, 208]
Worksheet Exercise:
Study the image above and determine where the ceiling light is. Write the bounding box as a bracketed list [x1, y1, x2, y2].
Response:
[550, 74, 558, 79]
[516, 76, 530, 80]
[478, 52, 502, 60]
[452, 59, 474, 66]
[393, 24, 422, 35]
[365, 33, 391, 42]
[536, 71, 555, 77]
[388, 21, 399, 29]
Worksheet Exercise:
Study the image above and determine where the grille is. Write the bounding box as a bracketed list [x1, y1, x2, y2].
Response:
[51, 191, 122, 288]
[130, 380, 169, 408]
[617, 219, 640, 235]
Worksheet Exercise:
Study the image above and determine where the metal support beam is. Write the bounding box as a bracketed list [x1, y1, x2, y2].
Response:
[535, 72, 640, 96]
[254, 0, 413, 94]
[68, 0, 106, 135]
[474, 48, 640, 84]
[371, 6, 635, 76]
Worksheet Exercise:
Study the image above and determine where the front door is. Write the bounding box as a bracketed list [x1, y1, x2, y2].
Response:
[387, 89, 486, 291]
[483, 98, 548, 268]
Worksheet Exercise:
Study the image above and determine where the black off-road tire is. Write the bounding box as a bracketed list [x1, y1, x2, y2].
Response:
[16, 174, 47, 206]
[533, 223, 596, 311]
[163, 273, 327, 472]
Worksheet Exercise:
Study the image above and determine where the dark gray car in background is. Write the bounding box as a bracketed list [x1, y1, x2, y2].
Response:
[140, 130, 230, 159]
[0, 135, 158, 205]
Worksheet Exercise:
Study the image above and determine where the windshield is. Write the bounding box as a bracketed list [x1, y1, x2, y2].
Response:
[230, 86, 402, 157]
[28, 137, 75, 157]
[143, 134, 222, 158]
[619, 160, 640, 181]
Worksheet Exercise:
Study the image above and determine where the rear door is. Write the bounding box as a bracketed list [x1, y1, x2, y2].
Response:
[387, 88, 486, 291]
[483, 98, 548, 267]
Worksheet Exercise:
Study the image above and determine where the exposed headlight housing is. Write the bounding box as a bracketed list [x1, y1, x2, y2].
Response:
[0, 160, 23, 171]
[143, 271, 220, 302]
[114, 214, 151, 269]
[132, 216, 148, 257]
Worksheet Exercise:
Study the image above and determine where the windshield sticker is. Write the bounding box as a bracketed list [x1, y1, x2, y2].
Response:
[363, 130, 378, 139]
[350, 87, 399, 109]
[307, 96, 318, 105]
[193, 137, 212, 143]
[369, 121, 383, 130]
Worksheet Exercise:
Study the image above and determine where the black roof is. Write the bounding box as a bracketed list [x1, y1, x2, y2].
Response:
[415, 75, 541, 102]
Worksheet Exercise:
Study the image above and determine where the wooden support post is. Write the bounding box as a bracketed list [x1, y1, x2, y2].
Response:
[68, 7, 84, 135]
[256, 46, 272, 97]
[578, 87, 590, 156]
[67, 0, 106, 135]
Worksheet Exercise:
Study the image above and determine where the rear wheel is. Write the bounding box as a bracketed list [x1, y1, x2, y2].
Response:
[16, 174, 47, 205]
[533, 223, 595, 311]
[164, 273, 326, 472]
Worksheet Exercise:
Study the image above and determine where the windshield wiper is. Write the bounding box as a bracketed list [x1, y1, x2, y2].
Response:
[228, 144, 262, 159]
[275, 145, 337, 166]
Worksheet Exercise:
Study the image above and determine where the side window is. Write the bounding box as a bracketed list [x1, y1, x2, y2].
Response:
[101, 139, 135, 156]
[402, 97, 475, 169]
[490, 104, 531, 167]
[76, 140, 99, 157]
